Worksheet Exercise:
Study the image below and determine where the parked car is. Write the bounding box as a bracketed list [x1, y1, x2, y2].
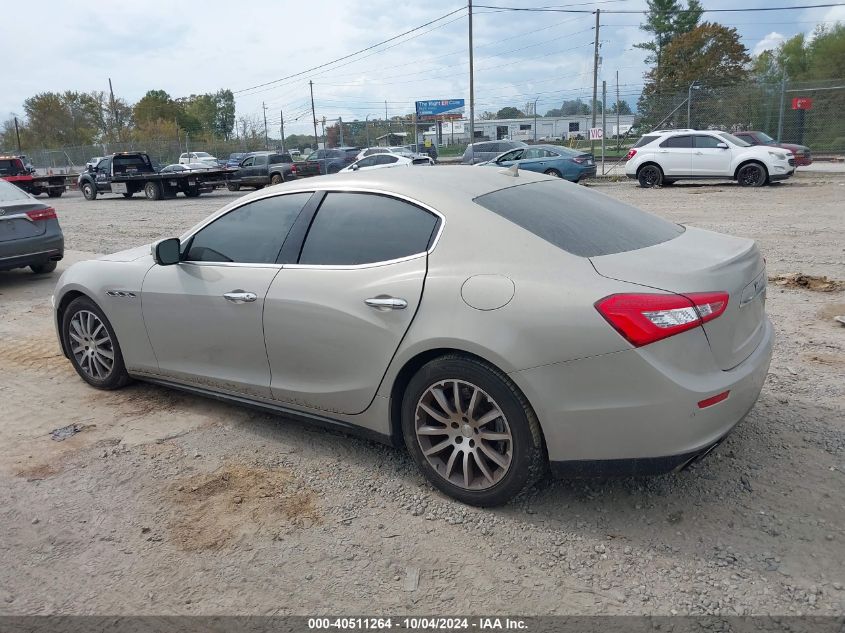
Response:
[160, 163, 217, 173]
[341, 154, 430, 172]
[226, 153, 247, 169]
[732, 131, 812, 167]
[462, 140, 527, 165]
[625, 129, 795, 187]
[305, 147, 360, 174]
[479, 144, 596, 182]
[356, 146, 434, 165]
[0, 178, 64, 274]
[86, 157, 104, 171]
[226, 151, 319, 191]
[53, 167, 772, 506]
[179, 152, 218, 166]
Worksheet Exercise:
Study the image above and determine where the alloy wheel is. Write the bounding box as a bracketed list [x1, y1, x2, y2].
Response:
[738, 165, 762, 186]
[414, 379, 513, 490]
[639, 166, 660, 187]
[68, 310, 115, 380]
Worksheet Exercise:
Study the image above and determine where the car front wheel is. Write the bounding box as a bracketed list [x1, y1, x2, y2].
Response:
[737, 163, 767, 187]
[62, 296, 130, 390]
[81, 181, 97, 200]
[402, 355, 546, 507]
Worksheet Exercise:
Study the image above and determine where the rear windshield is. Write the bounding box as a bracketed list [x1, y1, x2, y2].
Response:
[0, 179, 29, 201]
[473, 180, 684, 257]
[633, 135, 659, 148]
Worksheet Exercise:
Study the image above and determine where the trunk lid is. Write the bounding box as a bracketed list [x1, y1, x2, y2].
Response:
[0, 202, 48, 242]
[591, 226, 767, 370]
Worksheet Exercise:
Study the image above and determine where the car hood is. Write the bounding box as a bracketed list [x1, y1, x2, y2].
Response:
[97, 244, 152, 262]
[776, 142, 809, 153]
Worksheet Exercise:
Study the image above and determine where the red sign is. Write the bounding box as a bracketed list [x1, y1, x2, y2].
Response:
[792, 97, 813, 110]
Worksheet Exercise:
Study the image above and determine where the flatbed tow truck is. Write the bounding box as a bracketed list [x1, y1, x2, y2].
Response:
[0, 156, 68, 197]
[77, 152, 228, 200]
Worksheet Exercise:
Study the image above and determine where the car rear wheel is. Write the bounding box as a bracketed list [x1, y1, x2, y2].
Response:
[544, 169, 562, 178]
[48, 190, 63, 198]
[737, 163, 767, 187]
[226, 183, 240, 192]
[144, 181, 163, 200]
[270, 173, 284, 185]
[184, 187, 201, 197]
[402, 355, 546, 507]
[30, 261, 57, 274]
[62, 296, 130, 390]
[637, 164, 663, 188]
[81, 181, 97, 200]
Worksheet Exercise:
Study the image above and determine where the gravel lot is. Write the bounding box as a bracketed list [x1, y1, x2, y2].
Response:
[0, 172, 843, 615]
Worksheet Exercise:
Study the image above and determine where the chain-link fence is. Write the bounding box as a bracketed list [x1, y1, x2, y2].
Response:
[636, 79, 845, 153]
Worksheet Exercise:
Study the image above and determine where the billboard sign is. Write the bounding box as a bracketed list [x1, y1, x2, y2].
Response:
[415, 99, 465, 121]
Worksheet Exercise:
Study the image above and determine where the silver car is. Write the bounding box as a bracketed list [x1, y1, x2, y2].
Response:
[52, 167, 773, 506]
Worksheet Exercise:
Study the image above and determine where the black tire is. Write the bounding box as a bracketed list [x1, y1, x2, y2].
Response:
[226, 182, 241, 192]
[401, 354, 546, 507]
[80, 181, 97, 200]
[543, 169, 562, 178]
[637, 164, 663, 188]
[62, 296, 131, 390]
[270, 173, 284, 185]
[48, 190, 63, 198]
[30, 260, 57, 274]
[184, 187, 201, 198]
[737, 162, 768, 187]
[144, 181, 163, 200]
[122, 192, 133, 198]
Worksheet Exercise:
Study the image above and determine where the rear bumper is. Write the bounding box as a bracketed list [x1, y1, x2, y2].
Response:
[0, 233, 64, 270]
[511, 318, 774, 468]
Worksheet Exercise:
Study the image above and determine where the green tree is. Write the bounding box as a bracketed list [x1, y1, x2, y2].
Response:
[635, 0, 704, 70]
[212, 89, 236, 139]
[495, 107, 525, 119]
[609, 100, 633, 115]
[560, 99, 590, 115]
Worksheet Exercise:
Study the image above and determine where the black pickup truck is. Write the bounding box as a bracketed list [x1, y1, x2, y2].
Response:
[225, 151, 320, 191]
[77, 152, 227, 200]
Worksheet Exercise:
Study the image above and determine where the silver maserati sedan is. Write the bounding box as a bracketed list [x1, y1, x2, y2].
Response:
[52, 167, 773, 506]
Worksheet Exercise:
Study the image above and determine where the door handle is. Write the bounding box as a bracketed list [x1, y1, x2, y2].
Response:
[224, 290, 257, 304]
[364, 296, 408, 310]
[694, 151, 703, 155]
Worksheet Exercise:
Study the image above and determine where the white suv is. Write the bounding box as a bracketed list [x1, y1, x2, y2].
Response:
[625, 129, 795, 188]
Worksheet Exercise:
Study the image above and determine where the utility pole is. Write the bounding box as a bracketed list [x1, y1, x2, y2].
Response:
[616, 70, 620, 151]
[385, 100, 389, 132]
[310, 80, 319, 150]
[280, 109, 286, 152]
[777, 70, 787, 142]
[321, 117, 326, 150]
[687, 81, 698, 128]
[262, 102, 269, 149]
[468, 0, 475, 161]
[338, 116, 344, 146]
[108, 78, 120, 142]
[14, 117, 21, 152]
[533, 97, 539, 142]
[590, 9, 600, 155]
[601, 80, 606, 175]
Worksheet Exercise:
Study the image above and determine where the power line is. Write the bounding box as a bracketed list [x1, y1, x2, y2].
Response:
[234, 6, 467, 95]
[475, 2, 845, 12]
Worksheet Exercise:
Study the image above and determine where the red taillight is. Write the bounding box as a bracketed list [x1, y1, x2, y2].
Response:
[698, 390, 730, 409]
[290, 164, 297, 175]
[26, 207, 57, 221]
[625, 149, 637, 161]
[595, 292, 729, 347]
[572, 157, 586, 164]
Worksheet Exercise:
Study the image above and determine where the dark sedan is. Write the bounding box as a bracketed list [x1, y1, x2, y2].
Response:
[0, 179, 64, 274]
[480, 144, 596, 182]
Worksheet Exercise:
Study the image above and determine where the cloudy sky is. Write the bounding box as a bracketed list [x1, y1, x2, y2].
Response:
[4, 0, 843, 136]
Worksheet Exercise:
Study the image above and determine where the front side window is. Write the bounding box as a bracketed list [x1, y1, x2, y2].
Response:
[499, 149, 524, 162]
[185, 193, 312, 264]
[718, 132, 751, 147]
[299, 193, 439, 266]
[660, 135, 693, 148]
[97, 158, 112, 172]
[241, 157, 255, 167]
[355, 156, 378, 168]
[694, 135, 724, 149]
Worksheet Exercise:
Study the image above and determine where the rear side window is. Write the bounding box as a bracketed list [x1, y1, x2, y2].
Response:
[299, 193, 439, 266]
[185, 192, 312, 264]
[633, 135, 659, 148]
[659, 135, 692, 148]
[473, 181, 684, 258]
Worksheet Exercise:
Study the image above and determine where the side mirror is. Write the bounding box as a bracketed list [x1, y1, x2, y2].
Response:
[88, 165, 95, 173]
[153, 238, 181, 266]
[350, 164, 359, 171]
[717, 142, 729, 149]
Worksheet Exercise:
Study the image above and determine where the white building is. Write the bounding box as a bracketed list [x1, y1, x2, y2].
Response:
[422, 115, 636, 145]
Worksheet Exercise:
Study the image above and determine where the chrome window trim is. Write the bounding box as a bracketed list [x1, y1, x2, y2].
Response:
[178, 186, 446, 269]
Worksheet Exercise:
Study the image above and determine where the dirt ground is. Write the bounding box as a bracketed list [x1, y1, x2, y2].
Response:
[0, 172, 843, 615]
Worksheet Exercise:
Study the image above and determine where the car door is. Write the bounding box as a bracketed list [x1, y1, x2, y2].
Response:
[693, 134, 732, 176]
[656, 134, 693, 176]
[264, 191, 441, 414]
[516, 147, 551, 172]
[252, 154, 268, 183]
[237, 156, 256, 184]
[94, 157, 113, 192]
[141, 192, 314, 398]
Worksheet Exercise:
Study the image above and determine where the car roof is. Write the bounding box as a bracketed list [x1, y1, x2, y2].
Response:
[222, 165, 550, 221]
